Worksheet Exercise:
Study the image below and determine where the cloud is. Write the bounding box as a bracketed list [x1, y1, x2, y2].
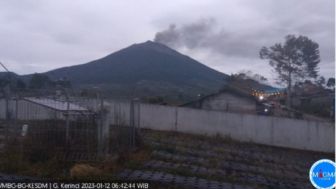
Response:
[0, 0, 333, 83]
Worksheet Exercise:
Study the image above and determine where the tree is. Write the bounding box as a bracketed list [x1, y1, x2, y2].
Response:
[55, 77, 72, 88]
[0, 78, 9, 88]
[327, 77, 335, 89]
[260, 35, 320, 107]
[0, 74, 26, 90]
[16, 79, 26, 89]
[316, 76, 326, 87]
[29, 73, 54, 89]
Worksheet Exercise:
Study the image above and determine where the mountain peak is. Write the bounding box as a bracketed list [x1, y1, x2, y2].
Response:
[131, 40, 178, 56]
[136, 40, 165, 48]
[144, 40, 155, 44]
[43, 40, 228, 100]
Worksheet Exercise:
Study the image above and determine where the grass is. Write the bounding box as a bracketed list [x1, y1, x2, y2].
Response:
[0, 142, 72, 178]
[0, 139, 152, 181]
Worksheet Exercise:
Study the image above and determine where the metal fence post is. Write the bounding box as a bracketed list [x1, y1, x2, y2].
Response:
[97, 92, 105, 158]
[65, 91, 70, 151]
[4, 85, 10, 121]
[100, 97, 110, 156]
[129, 99, 135, 148]
[129, 98, 140, 149]
[136, 100, 140, 133]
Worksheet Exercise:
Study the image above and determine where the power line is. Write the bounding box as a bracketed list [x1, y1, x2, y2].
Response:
[0, 61, 10, 72]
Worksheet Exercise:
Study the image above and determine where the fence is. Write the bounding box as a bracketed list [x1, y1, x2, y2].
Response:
[104, 100, 335, 153]
[0, 91, 141, 162]
[1, 94, 333, 162]
[1, 97, 99, 161]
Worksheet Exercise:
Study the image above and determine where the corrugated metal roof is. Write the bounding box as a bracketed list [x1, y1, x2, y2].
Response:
[24, 97, 88, 111]
[180, 85, 258, 107]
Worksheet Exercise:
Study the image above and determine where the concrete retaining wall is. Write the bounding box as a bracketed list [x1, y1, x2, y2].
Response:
[106, 100, 334, 152]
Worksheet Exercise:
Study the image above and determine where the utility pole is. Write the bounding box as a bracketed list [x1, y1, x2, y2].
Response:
[0, 62, 12, 121]
[0, 62, 10, 72]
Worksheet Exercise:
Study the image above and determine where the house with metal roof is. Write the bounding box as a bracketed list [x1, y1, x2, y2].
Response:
[0, 97, 93, 120]
[182, 85, 270, 114]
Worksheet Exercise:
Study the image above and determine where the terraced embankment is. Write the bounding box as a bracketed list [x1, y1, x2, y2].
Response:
[118, 130, 333, 189]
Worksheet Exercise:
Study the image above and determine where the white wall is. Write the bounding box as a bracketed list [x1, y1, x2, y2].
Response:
[106, 100, 334, 153]
[1, 98, 334, 152]
[201, 93, 256, 113]
[140, 103, 177, 131]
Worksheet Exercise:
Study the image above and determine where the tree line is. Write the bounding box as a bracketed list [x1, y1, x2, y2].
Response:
[260, 34, 335, 108]
[0, 73, 71, 91]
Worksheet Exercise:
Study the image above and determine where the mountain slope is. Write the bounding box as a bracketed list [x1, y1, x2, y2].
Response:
[44, 41, 229, 100]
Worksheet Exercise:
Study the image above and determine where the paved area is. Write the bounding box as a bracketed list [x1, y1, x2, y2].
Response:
[118, 129, 333, 189]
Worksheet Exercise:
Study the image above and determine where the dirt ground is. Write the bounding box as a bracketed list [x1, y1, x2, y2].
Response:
[118, 129, 334, 189]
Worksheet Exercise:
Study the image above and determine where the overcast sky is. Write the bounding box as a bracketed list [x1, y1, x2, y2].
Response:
[0, 0, 334, 84]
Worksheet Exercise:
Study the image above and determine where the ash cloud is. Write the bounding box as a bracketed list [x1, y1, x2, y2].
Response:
[154, 15, 334, 63]
[154, 19, 266, 58]
[154, 19, 215, 49]
[154, 24, 180, 48]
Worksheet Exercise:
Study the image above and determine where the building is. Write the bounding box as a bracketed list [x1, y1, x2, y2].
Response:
[0, 97, 93, 120]
[291, 81, 335, 119]
[181, 74, 288, 115]
[182, 86, 269, 114]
